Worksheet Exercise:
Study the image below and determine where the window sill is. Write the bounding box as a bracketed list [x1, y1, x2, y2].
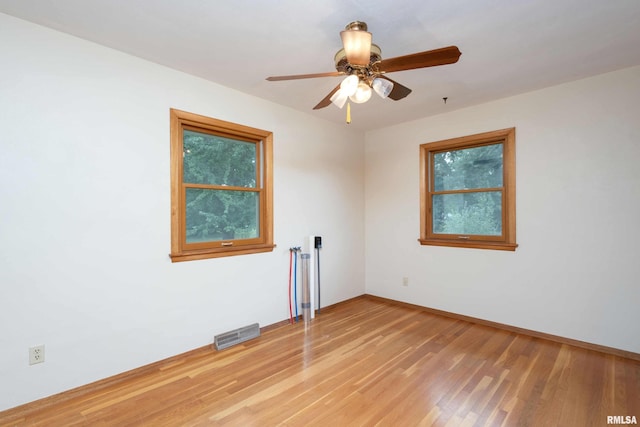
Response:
[418, 239, 517, 251]
[170, 244, 276, 262]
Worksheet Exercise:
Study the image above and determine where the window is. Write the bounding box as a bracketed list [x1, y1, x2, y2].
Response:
[419, 128, 517, 251]
[170, 109, 274, 262]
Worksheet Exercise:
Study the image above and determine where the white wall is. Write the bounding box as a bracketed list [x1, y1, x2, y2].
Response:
[365, 65, 640, 354]
[0, 13, 365, 411]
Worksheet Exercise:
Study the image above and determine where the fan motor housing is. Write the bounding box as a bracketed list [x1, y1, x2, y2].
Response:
[334, 44, 382, 73]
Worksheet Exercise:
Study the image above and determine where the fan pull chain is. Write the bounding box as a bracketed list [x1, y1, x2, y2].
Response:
[346, 101, 351, 124]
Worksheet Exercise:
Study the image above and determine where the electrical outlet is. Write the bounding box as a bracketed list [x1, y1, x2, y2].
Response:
[29, 345, 45, 365]
[402, 277, 409, 287]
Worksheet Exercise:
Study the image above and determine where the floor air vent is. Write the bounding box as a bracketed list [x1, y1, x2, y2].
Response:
[214, 323, 260, 350]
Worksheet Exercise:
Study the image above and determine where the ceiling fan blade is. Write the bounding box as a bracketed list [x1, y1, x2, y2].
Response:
[378, 46, 461, 73]
[313, 85, 341, 110]
[378, 76, 412, 100]
[266, 71, 343, 81]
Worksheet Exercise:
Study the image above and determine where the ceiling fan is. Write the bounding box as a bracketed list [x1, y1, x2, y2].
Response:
[266, 21, 461, 122]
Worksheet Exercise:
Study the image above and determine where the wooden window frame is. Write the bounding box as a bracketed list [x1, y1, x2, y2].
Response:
[170, 109, 274, 262]
[419, 128, 517, 251]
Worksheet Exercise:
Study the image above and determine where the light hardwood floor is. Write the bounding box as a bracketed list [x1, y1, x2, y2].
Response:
[1, 296, 638, 426]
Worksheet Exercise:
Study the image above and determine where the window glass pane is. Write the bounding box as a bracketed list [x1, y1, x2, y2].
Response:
[183, 130, 257, 188]
[434, 143, 503, 191]
[185, 188, 259, 243]
[433, 191, 502, 235]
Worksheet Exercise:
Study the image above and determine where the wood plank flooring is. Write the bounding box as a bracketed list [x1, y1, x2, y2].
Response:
[1, 296, 638, 426]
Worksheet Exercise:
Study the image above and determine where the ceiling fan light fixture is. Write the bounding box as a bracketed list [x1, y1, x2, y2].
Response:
[266, 20, 461, 119]
[340, 21, 372, 66]
[372, 78, 394, 99]
[349, 80, 372, 104]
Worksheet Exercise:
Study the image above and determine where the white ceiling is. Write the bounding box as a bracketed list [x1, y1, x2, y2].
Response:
[2, 0, 640, 130]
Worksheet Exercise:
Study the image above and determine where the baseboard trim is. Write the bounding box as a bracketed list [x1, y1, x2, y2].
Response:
[364, 294, 640, 362]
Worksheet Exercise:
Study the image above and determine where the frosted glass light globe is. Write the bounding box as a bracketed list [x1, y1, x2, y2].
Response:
[340, 75, 359, 97]
[349, 81, 372, 104]
[372, 78, 394, 99]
